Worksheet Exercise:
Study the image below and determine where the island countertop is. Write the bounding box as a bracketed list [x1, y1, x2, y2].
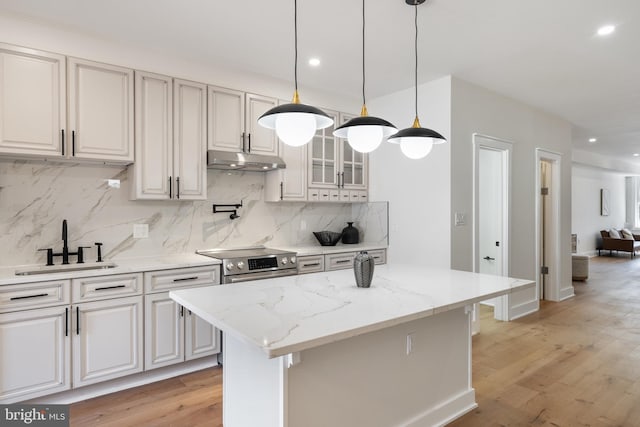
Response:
[170, 264, 535, 358]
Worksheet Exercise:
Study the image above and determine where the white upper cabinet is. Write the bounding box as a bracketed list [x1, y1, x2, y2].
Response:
[67, 57, 134, 162]
[208, 86, 278, 156]
[265, 140, 308, 202]
[0, 44, 66, 157]
[309, 109, 340, 189]
[130, 72, 206, 201]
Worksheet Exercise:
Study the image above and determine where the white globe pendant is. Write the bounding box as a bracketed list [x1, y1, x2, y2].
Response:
[399, 137, 433, 159]
[275, 112, 317, 147]
[347, 125, 383, 153]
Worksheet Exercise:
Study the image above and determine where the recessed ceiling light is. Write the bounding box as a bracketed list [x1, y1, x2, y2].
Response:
[308, 58, 321, 67]
[588, 138, 597, 143]
[634, 153, 639, 157]
[597, 25, 615, 36]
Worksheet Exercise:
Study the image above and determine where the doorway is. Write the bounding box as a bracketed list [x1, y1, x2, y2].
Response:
[536, 150, 561, 301]
[473, 134, 512, 326]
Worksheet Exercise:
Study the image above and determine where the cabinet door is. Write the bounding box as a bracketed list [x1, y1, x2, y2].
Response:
[309, 109, 340, 189]
[72, 296, 143, 387]
[265, 141, 307, 201]
[130, 71, 173, 200]
[0, 306, 71, 403]
[339, 113, 368, 190]
[0, 44, 66, 157]
[245, 93, 278, 156]
[67, 57, 134, 162]
[144, 293, 184, 370]
[185, 310, 220, 361]
[173, 79, 207, 200]
[325, 252, 356, 271]
[208, 85, 244, 152]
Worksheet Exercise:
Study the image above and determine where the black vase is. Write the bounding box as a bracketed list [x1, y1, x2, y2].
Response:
[341, 222, 359, 244]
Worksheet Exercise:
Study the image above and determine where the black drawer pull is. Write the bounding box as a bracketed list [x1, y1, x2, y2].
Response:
[65, 307, 69, 337]
[10, 293, 48, 300]
[76, 306, 80, 335]
[95, 285, 126, 291]
[173, 276, 199, 282]
[335, 260, 351, 264]
[302, 262, 321, 267]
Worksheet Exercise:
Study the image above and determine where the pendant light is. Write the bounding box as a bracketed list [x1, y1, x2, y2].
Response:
[258, 0, 333, 147]
[333, 0, 397, 153]
[387, 0, 446, 159]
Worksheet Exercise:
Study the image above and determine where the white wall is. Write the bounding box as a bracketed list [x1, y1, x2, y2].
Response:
[571, 164, 626, 255]
[450, 77, 573, 306]
[368, 76, 452, 267]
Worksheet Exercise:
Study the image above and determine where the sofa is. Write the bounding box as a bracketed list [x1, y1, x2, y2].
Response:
[599, 229, 640, 258]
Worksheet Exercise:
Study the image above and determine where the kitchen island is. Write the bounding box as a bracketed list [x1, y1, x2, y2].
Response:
[170, 264, 534, 427]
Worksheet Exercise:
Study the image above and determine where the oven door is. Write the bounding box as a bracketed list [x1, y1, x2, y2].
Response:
[222, 268, 297, 284]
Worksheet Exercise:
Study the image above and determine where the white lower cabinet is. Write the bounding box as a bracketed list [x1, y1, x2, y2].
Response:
[0, 306, 71, 403]
[144, 267, 220, 371]
[72, 295, 143, 387]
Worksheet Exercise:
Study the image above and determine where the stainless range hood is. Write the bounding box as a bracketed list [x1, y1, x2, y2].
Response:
[207, 150, 286, 171]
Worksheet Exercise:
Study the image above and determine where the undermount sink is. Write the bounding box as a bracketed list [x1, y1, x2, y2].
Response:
[15, 262, 117, 276]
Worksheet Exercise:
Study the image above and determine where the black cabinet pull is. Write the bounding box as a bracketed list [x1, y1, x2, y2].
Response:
[302, 262, 320, 267]
[248, 133, 251, 152]
[168, 176, 172, 199]
[65, 307, 69, 337]
[341, 172, 345, 188]
[180, 306, 184, 317]
[336, 259, 351, 264]
[95, 284, 126, 291]
[10, 293, 48, 301]
[76, 306, 80, 335]
[61, 129, 65, 155]
[483, 256, 496, 261]
[176, 177, 180, 199]
[173, 276, 198, 282]
[72, 130, 76, 156]
[241, 132, 246, 152]
[280, 182, 284, 200]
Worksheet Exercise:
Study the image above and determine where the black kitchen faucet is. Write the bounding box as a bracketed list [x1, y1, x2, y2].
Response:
[39, 219, 101, 265]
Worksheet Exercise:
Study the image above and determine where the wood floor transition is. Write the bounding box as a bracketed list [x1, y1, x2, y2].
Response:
[70, 255, 640, 426]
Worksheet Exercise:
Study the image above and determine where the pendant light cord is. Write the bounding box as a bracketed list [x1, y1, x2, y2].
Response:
[362, 0, 366, 106]
[294, 0, 298, 93]
[414, 3, 418, 119]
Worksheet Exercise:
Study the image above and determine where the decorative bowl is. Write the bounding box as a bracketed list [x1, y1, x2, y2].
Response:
[313, 231, 343, 246]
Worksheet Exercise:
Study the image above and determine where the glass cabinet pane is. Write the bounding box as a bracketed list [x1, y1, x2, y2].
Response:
[344, 164, 353, 185]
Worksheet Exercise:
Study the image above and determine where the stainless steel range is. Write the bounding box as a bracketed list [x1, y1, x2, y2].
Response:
[196, 246, 297, 284]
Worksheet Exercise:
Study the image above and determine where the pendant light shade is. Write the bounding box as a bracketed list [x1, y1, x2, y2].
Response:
[333, 0, 397, 153]
[387, 0, 446, 159]
[258, 0, 333, 147]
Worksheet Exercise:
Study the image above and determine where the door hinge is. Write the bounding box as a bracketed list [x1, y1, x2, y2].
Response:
[540, 266, 549, 274]
[541, 187, 549, 195]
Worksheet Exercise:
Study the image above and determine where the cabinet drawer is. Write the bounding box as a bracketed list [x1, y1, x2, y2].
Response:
[368, 249, 387, 265]
[325, 252, 356, 271]
[0, 280, 70, 313]
[297, 255, 325, 274]
[72, 273, 142, 303]
[145, 266, 220, 293]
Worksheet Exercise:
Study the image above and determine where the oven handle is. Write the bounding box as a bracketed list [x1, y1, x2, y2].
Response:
[225, 269, 298, 284]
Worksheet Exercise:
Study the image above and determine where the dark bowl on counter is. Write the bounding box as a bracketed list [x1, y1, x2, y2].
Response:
[313, 231, 343, 246]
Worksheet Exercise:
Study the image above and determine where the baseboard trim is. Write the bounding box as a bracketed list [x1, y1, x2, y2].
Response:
[405, 389, 477, 427]
[509, 299, 539, 321]
[26, 357, 218, 405]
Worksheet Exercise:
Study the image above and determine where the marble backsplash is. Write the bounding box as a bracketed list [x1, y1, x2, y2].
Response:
[0, 160, 388, 267]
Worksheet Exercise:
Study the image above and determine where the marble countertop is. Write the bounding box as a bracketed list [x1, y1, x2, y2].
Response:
[275, 243, 387, 256]
[170, 264, 535, 359]
[0, 253, 222, 286]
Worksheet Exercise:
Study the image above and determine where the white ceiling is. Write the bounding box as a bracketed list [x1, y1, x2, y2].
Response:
[1, 0, 638, 160]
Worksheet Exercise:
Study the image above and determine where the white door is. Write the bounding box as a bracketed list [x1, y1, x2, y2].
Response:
[474, 135, 511, 327]
[0, 44, 66, 157]
[173, 79, 207, 200]
[245, 93, 278, 155]
[0, 306, 71, 403]
[131, 71, 173, 200]
[208, 86, 244, 152]
[67, 57, 134, 162]
[185, 310, 220, 361]
[144, 293, 184, 370]
[72, 296, 143, 387]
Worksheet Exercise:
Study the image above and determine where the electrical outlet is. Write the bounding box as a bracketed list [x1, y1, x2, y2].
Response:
[133, 223, 149, 238]
[454, 212, 466, 226]
[107, 179, 121, 189]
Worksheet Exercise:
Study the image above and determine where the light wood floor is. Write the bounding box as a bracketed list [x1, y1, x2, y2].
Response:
[70, 256, 640, 426]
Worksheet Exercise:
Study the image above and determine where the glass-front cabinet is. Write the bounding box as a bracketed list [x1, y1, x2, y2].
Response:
[308, 111, 368, 197]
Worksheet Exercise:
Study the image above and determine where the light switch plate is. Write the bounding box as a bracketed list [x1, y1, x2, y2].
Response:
[133, 223, 149, 238]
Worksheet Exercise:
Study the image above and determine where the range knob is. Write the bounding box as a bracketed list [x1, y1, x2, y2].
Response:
[226, 262, 235, 270]
[236, 261, 245, 269]
[290, 256, 296, 264]
[281, 257, 288, 265]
